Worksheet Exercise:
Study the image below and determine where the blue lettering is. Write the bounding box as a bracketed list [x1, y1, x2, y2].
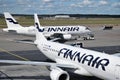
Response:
[73, 52, 86, 63]
[66, 27, 71, 31]
[73, 27, 79, 31]
[51, 28, 56, 32]
[48, 27, 51, 32]
[65, 50, 77, 59]
[91, 57, 100, 67]
[57, 27, 63, 31]
[70, 27, 73, 31]
[47, 27, 79, 32]
[96, 59, 109, 71]
[58, 48, 110, 71]
[58, 48, 68, 57]
[63, 27, 67, 31]
[82, 55, 94, 66]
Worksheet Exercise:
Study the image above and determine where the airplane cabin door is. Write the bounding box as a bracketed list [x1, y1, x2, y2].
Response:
[115, 65, 120, 80]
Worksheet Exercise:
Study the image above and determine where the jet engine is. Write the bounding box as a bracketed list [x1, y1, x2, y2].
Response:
[52, 33, 72, 40]
[62, 34, 72, 40]
[50, 68, 69, 80]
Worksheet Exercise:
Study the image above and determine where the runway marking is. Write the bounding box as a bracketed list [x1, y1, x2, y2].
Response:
[0, 48, 29, 61]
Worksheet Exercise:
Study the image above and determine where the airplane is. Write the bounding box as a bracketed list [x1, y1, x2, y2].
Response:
[0, 13, 120, 80]
[3, 12, 93, 42]
[2, 12, 35, 35]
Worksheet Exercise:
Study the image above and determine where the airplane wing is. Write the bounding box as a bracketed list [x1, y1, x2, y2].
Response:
[0, 60, 76, 69]
[14, 39, 35, 44]
[6, 39, 35, 45]
[6, 38, 66, 45]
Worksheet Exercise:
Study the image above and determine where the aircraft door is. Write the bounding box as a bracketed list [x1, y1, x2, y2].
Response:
[115, 65, 120, 80]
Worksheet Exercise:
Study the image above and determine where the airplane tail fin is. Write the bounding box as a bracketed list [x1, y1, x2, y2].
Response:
[34, 13, 47, 44]
[4, 12, 22, 28]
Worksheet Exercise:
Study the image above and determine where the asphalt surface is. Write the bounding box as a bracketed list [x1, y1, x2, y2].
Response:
[0, 26, 120, 80]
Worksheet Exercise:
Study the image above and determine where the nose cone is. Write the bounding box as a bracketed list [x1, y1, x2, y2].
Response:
[84, 27, 95, 39]
[85, 27, 93, 34]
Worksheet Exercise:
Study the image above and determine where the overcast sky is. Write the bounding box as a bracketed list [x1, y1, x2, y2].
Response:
[0, 0, 120, 15]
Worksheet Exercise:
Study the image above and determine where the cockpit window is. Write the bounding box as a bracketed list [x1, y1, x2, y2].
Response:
[85, 27, 90, 30]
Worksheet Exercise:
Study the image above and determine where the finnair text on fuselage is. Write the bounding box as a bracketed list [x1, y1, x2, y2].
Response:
[47, 27, 79, 32]
[58, 48, 110, 71]
[38, 26, 80, 32]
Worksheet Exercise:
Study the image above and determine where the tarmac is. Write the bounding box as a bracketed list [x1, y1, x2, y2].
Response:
[0, 26, 120, 80]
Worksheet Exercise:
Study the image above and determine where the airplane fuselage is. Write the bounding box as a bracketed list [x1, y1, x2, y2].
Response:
[3, 26, 91, 36]
[3, 12, 92, 40]
[37, 40, 120, 80]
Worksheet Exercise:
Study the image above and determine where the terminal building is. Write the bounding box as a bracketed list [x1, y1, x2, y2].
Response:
[55, 15, 70, 19]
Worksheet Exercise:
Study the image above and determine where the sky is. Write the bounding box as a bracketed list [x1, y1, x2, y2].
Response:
[0, 0, 120, 15]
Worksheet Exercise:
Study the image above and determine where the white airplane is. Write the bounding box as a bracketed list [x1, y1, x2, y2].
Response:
[2, 12, 36, 35]
[0, 13, 120, 80]
[3, 12, 93, 41]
